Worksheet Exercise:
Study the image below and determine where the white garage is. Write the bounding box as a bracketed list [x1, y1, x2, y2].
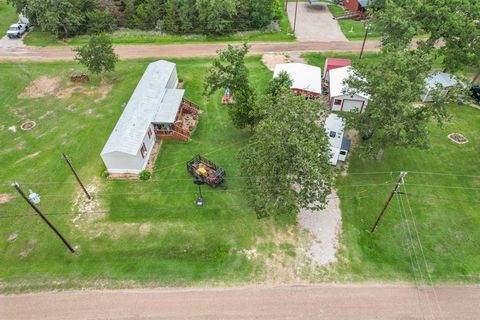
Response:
[328, 66, 369, 113]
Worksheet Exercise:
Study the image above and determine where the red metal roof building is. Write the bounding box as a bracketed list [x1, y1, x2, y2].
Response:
[323, 58, 352, 78]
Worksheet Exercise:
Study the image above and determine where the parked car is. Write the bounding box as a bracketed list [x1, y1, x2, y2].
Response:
[471, 85, 480, 103]
[6, 23, 29, 39]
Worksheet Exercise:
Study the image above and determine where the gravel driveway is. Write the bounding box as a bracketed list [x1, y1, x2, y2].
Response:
[0, 35, 26, 49]
[287, 2, 348, 42]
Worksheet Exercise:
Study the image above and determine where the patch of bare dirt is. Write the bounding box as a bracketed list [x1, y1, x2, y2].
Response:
[262, 53, 291, 71]
[19, 239, 37, 258]
[249, 220, 303, 284]
[19, 76, 62, 99]
[57, 81, 112, 102]
[0, 193, 12, 204]
[139, 223, 151, 236]
[19, 76, 112, 102]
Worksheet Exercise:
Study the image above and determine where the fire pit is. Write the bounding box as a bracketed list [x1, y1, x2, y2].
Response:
[448, 133, 468, 144]
[20, 121, 36, 131]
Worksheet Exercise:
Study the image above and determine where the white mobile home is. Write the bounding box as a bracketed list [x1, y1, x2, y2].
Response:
[101, 60, 198, 174]
[273, 63, 322, 97]
[421, 72, 458, 102]
[324, 114, 351, 166]
[328, 66, 369, 112]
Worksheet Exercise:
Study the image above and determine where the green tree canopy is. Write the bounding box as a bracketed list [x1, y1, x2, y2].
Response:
[344, 48, 454, 158]
[86, 9, 118, 34]
[204, 43, 256, 129]
[73, 34, 118, 75]
[240, 89, 333, 218]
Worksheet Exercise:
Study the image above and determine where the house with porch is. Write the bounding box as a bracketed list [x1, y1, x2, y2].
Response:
[101, 60, 200, 175]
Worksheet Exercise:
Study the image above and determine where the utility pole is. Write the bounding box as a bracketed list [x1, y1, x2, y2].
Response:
[359, 24, 370, 59]
[12, 182, 75, 253]
[62, 152, 91, 200]
[293, 0, 299, 33]
[370, 171, 407, 233]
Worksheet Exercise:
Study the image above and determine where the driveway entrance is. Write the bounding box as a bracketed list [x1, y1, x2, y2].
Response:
[287, 2, 348, 42]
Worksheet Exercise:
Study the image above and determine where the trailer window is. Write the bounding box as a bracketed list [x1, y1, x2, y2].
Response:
[140, 143, 147, 158]
[334, 99, 342, 105]
[148, 128, 152, 139]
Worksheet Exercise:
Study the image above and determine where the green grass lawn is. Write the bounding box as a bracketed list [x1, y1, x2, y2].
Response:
[23, 1, 294, 47]
[327, 4, 379, 41]
[0, 57, 298, 292]
[0, 0, 17, 34]
[305, 52, 480, 283]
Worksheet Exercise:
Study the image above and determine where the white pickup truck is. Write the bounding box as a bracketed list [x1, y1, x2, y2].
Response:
[6, 15, 30, 39]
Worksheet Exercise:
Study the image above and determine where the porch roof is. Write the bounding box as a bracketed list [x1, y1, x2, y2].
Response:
[153, 89, 185, 124]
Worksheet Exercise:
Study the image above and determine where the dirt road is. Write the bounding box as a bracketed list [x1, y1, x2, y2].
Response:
[0, 40, 380, 61]
[2, 284, 479, 319]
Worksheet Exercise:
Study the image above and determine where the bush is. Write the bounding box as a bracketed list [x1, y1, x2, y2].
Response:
[101, 169, 110, 178]
[139, 170, 151, 181]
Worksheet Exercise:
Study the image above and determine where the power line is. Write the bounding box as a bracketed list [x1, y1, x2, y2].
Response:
[405, 183, 480, 191]
[402, 184, 445, 320]
[0, 193, 384, 219]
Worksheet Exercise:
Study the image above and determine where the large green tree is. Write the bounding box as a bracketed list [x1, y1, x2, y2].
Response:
[240, 87, 333, 218]
[73, 34, 118, 75]
[204, 43, 256, 129]
[25, 0, 86, 37]
[345, 48, 455, 159]
[374, 0, 480, 80]
[196, 0, 237, 35]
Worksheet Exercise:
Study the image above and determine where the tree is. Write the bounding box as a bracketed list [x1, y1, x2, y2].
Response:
[73, 34, 118, 75]
[86, 9, 117, 34]
[25, 0, 85, 38]
[204, 43, 256, 129]
[374, 0, 480, 80]
[240, 89, 333, 218]
[344, 47, 453, 159]
[196, 0, 237, 35]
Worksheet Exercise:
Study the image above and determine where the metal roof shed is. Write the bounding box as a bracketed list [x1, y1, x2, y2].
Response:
[421, 72, 458, 102]
[101, 60, 184, 174]
[323, 58, 351, 78]
[328, 66, 369, 113]
[273, 63, 322, 96]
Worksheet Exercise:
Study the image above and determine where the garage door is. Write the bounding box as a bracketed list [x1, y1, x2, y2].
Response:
[342, 99, 364, 112]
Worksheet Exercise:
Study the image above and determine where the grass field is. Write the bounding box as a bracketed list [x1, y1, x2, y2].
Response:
[327, 5, 379, 41]
[22, 1, 294, 47]
[0, 0, 17, 34]
[305, 52, 480, 283]
[0, 57, 299, 292]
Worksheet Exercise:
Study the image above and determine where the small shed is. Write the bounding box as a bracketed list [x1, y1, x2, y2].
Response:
[343, 0, 372, 12]
[273, 63, 322, 97]
[328, 66, 369, 112]
[101, 60, 199, 174]
[324, 114, 351, 166]
[323, 57, 351, 79]
[421, 72, 458, 102]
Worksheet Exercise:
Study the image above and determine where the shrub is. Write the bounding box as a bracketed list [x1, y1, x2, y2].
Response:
[139, 170, 151, 181]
